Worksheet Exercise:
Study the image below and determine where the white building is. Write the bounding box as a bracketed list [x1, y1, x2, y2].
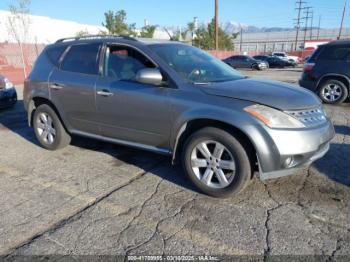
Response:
[0, 10, 171, 44]
[0, 10, 106, 44]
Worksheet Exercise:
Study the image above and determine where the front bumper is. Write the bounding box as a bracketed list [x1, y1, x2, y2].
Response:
[0, 87, 17, 109]
[258, 63, 268, 69]
[257, 121, 335, 180]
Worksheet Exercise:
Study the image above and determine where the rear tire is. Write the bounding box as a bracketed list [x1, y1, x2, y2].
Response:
[182, 127, 252, 198]
[318, 79, 348, 104]
[33, 104, 71, 150]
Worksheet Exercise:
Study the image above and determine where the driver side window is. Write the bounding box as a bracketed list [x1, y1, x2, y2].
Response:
[104, 45, 155, 81]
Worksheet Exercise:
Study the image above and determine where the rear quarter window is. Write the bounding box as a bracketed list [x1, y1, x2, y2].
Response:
[46, 45, 67, 66]
[61, 43, 101, 75]
[307, 46, 324, 63]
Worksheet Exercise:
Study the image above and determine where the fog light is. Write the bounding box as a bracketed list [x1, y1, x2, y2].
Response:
[284, 156, 294, 168]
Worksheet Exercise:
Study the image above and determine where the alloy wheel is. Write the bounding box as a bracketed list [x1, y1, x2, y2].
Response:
[36, 112, 56, 145]
[322, 83, 343, 102]
[190, 140, 236, 189]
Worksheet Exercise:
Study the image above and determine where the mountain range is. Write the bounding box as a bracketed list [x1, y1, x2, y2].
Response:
[221, 21, 294, 34]
[165, 21, 295, 34]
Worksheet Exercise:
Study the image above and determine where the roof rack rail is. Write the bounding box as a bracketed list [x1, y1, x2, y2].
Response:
[55, 34, 137, 43]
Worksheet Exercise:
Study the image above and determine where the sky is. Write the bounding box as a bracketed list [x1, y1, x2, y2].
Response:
[0, 0, 348, 29]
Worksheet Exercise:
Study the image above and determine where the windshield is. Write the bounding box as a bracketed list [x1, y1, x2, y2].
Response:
[150, 44, 243, 84]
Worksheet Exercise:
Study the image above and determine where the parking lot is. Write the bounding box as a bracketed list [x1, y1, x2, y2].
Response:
[0, 68, 349, 259]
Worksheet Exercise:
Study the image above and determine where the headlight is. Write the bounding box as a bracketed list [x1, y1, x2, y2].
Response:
[244, 104, 305, 129]
[1, 78, 14, 90]
[4, 78, 14, 89]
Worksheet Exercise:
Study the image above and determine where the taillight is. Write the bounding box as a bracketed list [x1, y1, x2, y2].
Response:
[303, 63, 315, 73]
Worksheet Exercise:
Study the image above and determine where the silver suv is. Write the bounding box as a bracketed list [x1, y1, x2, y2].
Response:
[24, 35, 334, 197]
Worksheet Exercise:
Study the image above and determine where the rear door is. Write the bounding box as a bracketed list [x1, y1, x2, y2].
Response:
[314, 45, 350, 78]
[49, 43, 102, 134]
[242, 56, 252, 68]
[229, 57, 240, 67]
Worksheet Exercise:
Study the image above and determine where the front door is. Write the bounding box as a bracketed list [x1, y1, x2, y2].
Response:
[95, 44, 172, 150]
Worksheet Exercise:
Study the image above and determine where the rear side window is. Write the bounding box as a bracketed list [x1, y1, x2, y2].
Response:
[318, 46, 350, 61]
[46, 45, 67, 66]
[61, 44, 101, 75]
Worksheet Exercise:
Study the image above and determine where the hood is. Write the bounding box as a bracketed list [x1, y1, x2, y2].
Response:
[201, 78, 321, 110]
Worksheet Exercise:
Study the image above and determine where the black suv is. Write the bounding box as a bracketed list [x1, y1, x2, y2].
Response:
[299, 40, 350, 104]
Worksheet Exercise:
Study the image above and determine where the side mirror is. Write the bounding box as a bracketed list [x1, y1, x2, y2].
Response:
[136, 68, 163, 86]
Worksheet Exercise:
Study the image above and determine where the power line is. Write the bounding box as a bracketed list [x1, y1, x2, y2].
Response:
[309, 10, 314, 40]
[317, 15, 322, 39]
[302, 6, 313, 45]
[294, 0, 306, 50]
[338, 1, 347, 39]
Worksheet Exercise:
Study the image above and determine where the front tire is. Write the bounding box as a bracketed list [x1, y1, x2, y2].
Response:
[318, 79, 348, 104]
[252, 64, 260, 70]
[182, 127, 252, 198]
[33, 104, 71, 150]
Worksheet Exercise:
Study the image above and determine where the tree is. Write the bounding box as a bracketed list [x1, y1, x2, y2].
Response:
[173, 22, 195, 41]
[6, 0, 31, 78]
[193, 19, 238, 50]
[102, 10, 136, 36]
[140, 25, 157, 38]
[75, 30, 91, 37]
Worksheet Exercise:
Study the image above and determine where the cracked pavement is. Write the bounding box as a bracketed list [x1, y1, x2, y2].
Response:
[0, 73, 349, 259]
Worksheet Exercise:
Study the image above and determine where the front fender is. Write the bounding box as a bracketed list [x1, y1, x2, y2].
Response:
[170, 107, 280, 173]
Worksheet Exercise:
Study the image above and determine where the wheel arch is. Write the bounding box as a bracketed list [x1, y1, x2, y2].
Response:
[316, 74, 350, 95]
[28, 97, 68, 131]
[172, 118, 258, 173]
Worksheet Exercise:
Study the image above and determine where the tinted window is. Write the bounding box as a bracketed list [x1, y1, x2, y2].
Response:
[61, 44, 100, 74]
[335, 48, 350, 59]
[46, 45, 67, 66]
[318, 46, 350, 61]
[307, 46, 324, 63]
[104, 45, 155, 80]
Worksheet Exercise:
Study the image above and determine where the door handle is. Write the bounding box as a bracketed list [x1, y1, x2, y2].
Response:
[50, 83, 64, 90]
[97, 90, 114, 97]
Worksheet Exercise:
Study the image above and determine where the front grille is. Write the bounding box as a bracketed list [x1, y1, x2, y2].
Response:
[285, 106, 327, 128]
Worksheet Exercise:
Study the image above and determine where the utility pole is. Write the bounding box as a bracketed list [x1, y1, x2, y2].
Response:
[309, 11, 314, 40]
[294, 0, 306, 51]
[302, 6, 312, 47]
[317, 15, 321, 39]
[240, 27, 243, 52]
[338, 1, 347, 40]
[215, 0, 219, 50]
